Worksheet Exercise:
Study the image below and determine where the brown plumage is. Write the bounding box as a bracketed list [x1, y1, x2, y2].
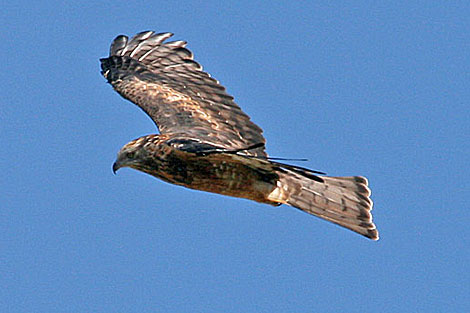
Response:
[101, 31, 379, 240]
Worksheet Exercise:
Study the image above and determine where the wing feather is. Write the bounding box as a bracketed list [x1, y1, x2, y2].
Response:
[101, 31, 266, 157]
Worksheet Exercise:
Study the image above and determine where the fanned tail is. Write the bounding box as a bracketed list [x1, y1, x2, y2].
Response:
[268, 169, 379, 240]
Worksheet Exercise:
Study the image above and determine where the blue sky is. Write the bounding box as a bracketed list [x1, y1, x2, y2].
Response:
[2, 1, 469, 312]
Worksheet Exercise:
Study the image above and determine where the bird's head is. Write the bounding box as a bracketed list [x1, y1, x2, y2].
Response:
[112, 136, 155, 174]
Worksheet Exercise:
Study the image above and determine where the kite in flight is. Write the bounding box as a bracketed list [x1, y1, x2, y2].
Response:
[100, 31, 379, 240]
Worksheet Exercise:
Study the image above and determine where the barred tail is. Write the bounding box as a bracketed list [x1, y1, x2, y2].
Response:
[268, 171, 379, 240]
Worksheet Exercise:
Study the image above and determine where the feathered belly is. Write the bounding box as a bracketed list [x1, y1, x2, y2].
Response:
[155, 152, 279, 204]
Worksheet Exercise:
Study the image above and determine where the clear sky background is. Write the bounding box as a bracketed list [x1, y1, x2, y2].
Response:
[2, 1, 469, 312]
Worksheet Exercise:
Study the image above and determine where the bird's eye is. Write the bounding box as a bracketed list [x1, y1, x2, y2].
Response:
[126, 152, 135, 159]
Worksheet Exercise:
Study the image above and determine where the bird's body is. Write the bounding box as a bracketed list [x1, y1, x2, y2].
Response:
[116, 134, 278, 204]
[101, 31, 379, 240]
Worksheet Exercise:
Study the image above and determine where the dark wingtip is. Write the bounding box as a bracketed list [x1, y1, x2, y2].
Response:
[100, 57, 110, 73]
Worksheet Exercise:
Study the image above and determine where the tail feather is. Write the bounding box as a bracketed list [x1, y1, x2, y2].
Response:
[268, 171, 379, 240]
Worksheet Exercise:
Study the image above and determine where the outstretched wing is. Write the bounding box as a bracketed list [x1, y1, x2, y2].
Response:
[100, 31, 267, 157]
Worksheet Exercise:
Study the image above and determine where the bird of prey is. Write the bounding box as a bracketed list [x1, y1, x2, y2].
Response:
[100, 31, 379, 240]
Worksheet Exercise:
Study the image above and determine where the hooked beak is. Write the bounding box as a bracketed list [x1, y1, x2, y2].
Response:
[112, 161, 121, 174]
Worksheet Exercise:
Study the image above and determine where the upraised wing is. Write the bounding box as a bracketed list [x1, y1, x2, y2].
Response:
[100, 31, 267, 157]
